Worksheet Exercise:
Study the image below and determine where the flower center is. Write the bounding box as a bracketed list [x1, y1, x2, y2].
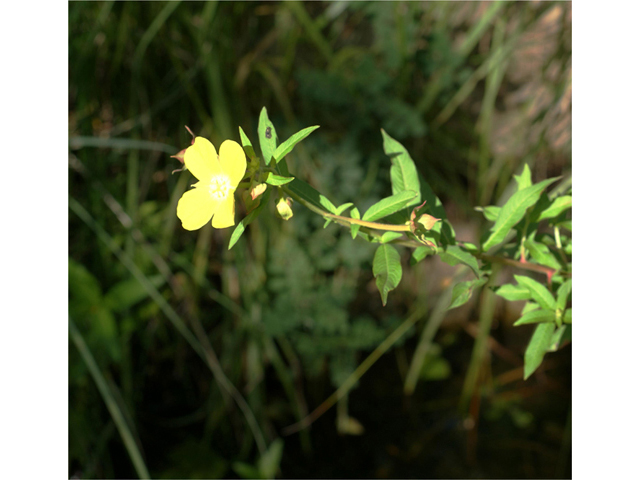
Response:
[208, 174, 233, 200]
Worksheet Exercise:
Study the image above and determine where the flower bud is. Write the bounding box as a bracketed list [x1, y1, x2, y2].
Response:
[276, 197, 294, 221]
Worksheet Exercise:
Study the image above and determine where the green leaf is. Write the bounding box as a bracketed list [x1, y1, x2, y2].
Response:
[350, 207, 361, 239]
[257, 438, 284, 480]
[514, 164, 532, 190]
[483, 176, 560, 251]
[524, 239, 562, 270]
[258, 107, 278, 165]
[319, 195, 337, 214]
[548, 325, 571, 352]
[556, 279, 572, 312]
[524, 323, 556, 379]
[238, 126, 257, 160]
[448, 278, 487, 310]
[439, 245, 482, 278]
[514, 275, 556, 311]
[379, 232, 404, 244]
[228, 190, 271, 250]
[381, 129, 421, 207]
[265, 173, 294, 186]
[285, 178, 329, 212]
[372, 244, 402, 306]
[475, 205, 501, 221]
[410, 246, 435, 265]
[494, 283, 531, 301]
[563, 308, 572, 324]
[362, 190, 417, 222]
[335, 202, 354, 215]
[273, 126, 320, 164]
[521, 301, 540, 315]
[538, 195, 572, 221]
[513, 309, 556, 326]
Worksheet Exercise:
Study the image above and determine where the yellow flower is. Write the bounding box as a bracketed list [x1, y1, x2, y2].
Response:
[177, 137, 247, 230]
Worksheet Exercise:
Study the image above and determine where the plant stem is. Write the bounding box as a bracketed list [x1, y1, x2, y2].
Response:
[282, 185, 411, 232]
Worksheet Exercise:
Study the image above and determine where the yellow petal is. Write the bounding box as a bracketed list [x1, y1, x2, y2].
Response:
[184, 137, 222, 182]
[177, 187, 220, 231]
[218, 140, 247, 186]
[211, 195, 235, 229]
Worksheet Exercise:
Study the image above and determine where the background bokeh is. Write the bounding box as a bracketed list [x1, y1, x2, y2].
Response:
[69, 2, 571, 478]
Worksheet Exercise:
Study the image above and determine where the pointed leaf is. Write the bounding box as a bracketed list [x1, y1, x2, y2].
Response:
[285, 178, 329, 212]
[265, 173, 294, 186]
[494, 283, 532, 301]
[514, 275, 556, 311]
[439, 245, 482, 278]
[273, 126, 320, 164]
[239, 126, 257, 160]
[524, 323, 556, 379]
[372, 244, 402, 306]
[362, 190, 417, 222]
[381, 129, 421, 206]
[258, 107, 278, 165]
[524, 239, 562, 270]
[513, 309, 556, 326]
[556, 279, 572, 312]
[350, 207, 361, 239]
[335, 202, 354, 215]
[475, 205, 501, 221]
[448, 278, 487, 310]
[319, 195, 337, 214]
[379, 232, 404, 244]
[514, 164, 532, 190]
[483, 177, 561, 251]
[538, 195, 572, 221]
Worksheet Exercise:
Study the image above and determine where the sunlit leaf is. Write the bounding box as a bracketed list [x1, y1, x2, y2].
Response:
[258, 106, 278, 165]
[381, 129, 421, 207]
[513, 309, 556, 326]
[273, 126, 320, 164]
[362, 190, 417, 222]
[483, 177, 560, 251]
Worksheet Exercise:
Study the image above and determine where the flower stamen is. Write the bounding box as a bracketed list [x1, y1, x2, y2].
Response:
[209, 174, 234, 200]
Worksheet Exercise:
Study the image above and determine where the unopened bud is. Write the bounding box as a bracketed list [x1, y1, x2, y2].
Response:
[276, 197, 294, 221]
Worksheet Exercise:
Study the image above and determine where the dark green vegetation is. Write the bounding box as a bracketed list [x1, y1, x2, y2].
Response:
[69, 2, 571, 478]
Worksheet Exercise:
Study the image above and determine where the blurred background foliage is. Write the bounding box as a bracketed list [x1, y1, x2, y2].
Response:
[69, 1, 571, 478]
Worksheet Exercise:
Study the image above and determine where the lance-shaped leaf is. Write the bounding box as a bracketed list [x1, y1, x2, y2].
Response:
[524, 323, 556, 379]
[537, 195, 572, 221]
[350, 207, 361, 239]
[362, 190, 417, 222]
[228, 190, 271, 250]
[515, 275, 556, 311]
[513, 309, 556, 326]
[439, 245, 482, 278]
[556, 279, 572, 312]
[239, 126, 257, 160]
[258, 107, 278, 165]
[475, 205, 501, 221]
[483, 176, 560, 251]
[285, 178, 329, 212]
[265, 173, 294, 186]
[448, 278, 487, 310]
[494, 283, 531, 301]
[273, 125, 320, 164]
[524, 239, 562, 270]
[379, 232, 404, 244]
[381, 129, 422, 207]
[514, 164, 532, 190]
[548, 325, 571, 352]
[373, 244, 402, 306]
